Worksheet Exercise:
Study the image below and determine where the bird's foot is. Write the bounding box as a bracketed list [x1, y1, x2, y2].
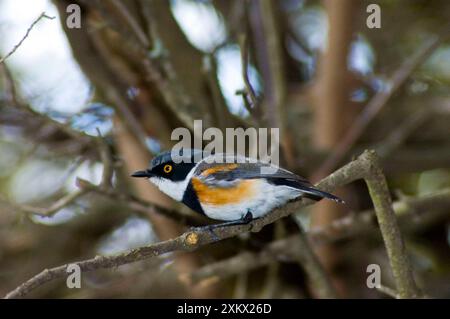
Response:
[189, 211, 255, 239]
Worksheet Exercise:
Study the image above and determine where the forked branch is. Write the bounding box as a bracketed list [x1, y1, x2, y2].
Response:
[4, 150, 420, 299]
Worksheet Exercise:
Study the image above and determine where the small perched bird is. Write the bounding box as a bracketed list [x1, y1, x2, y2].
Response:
[132, 150, 343, 229]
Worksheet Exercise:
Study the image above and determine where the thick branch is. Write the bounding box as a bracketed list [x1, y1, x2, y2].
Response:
[315, 35, 444, 177]
[4, 150, 421, 299]
[363, 152, 421, 298]
[294, 226, 337, 298]
[183, 189, 450, 288]
[76, 178, 204, 226]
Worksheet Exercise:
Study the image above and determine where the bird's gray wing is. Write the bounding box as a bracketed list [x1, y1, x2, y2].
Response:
[193, 154, 344, 203]
[194, 154, 311, 185]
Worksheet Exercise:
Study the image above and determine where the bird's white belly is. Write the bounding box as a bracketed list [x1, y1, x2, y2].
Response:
[200, 181, 302, 221]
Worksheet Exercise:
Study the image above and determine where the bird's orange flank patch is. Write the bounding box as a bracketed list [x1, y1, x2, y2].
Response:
[192, 177, 257, 205]
[200, 164, 238, 177]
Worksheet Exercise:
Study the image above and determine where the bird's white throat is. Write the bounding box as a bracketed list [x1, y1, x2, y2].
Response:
[148, 177, 187, 202]
[148, 160, 199, 202]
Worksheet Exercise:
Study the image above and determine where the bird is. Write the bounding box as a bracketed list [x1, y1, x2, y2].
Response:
[131, 149, 344, 230]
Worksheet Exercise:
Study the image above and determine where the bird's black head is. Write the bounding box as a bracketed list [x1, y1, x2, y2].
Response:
[131, 149, 202, 182]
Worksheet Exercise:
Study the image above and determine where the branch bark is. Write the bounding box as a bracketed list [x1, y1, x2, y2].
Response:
[0, 12, 55, 64]
[183, 188, 450, 287]
[363, 152, 421, 298]
[4, 150, 421, 299]
[315, 35, 444, 178]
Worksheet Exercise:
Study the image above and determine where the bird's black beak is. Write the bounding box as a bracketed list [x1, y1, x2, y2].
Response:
[131, 170, 153, 178]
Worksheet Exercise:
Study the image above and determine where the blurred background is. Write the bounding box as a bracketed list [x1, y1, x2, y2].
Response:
[0, 0, 449, 298]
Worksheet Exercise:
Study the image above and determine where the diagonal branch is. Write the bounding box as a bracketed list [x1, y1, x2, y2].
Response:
[0, 12, 55, 64]
[184, 188, 450, 286]
[0, 189, 86, 217]
[314, 35, 445, 178]
[363, 151, 421, 298]
[4, 150, 420, 298]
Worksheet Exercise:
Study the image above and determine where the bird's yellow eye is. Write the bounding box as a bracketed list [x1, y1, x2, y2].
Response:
[163, 164, 172, 173]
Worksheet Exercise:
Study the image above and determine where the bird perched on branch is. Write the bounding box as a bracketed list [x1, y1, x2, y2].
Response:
[132, 149, 344, 229]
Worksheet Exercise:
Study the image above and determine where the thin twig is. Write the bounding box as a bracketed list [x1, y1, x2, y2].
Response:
[4, 150, 421, 299]
[96, 128, 113, 188]
[0, 12, 55, 64]
[106, 0, 150, 49]
[0, 190, 86, 217]
[202, 54, 230, 129]
[75, 178, 204, 226]
[363, 151, 421, 298]
[375, 108, 430, 158]
[238, 34, 258, 109]
[294, 225, 337, 298]
[315, 35, 444, 178]
[376, 284, 398, 299]
[183, 186, 450, 288]
[255, 0, 286, 130]
[255, 0, 296, 167]
[0, 64, 19, 105]
[5, 152, 359, 298]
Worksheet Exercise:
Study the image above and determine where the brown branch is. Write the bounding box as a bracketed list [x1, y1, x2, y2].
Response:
[255, 0, 296, 167]
[0, 12, 55, 64]
[255, 0, 286, 130]
[363, 151, 421, 298]
[1, 62, 95, 147]
[0, 190, 86, 218]
[183, 188, 450, 291]
[238, 34, 258, 111]
[105, 0, 150, 49]
[4, 150, 421, 299]
[375, 108, 430, 158]
[202, 54, 231, 130]
[309, 188, 450, 245]
[294, 226, 337, 298]
[376, 285, 398, 299]
[75, 178, 204, 227]
[180, 237, 299, 286]
[95, 129, 114, 188]
[0, 63, 19, 105]
[315, 35, 444, 178]
[0, 135, 194, 225]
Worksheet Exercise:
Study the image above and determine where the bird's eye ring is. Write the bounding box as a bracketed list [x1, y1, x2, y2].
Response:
[163, 164, 172, 173]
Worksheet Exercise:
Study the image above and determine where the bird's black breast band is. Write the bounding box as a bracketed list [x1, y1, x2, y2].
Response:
[182, 181, 205, 215]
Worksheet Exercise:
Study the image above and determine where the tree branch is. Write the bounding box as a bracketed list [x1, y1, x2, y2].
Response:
[315, 35, 445, 178]
[0, 190, 86, 217]
[238, 34, 258, 114]
[294, 226, 337, 298]
[4, 150, 421, 299]
[182, 187, 450, 293]
[0, 12, 55, 64]
[75, 178, 204, 227]
[363, 151, 421, 298]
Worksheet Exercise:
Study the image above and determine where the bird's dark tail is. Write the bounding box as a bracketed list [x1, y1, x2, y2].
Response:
[300, 186, 345, 204]
[267, 178, 345, 204]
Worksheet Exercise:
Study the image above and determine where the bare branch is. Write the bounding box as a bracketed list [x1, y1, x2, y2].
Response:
[315, 35, 445, 178]
[238, 34, 258, 111]
[95, 128, 114, 188]
[293, 226, 337, 298]
[363, 151, 421, 298]
[0, 12, 55, 64]
[0, 190, 86, 218]
[4, 150, 421, 299]
[376, 284, 398, 299]
[106, 0, 150, 49]
[75, 178, 204, 226]
[202, 55, 231, 129]
[375, 109, 430, 158]
[181, 189, 450, 294]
